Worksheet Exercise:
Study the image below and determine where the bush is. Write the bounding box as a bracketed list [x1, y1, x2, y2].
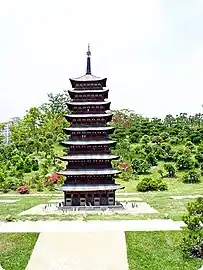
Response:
[182, 170, 201, 184]
[137, 177, 167, 192]
[132, 159, 150, 174]
[182, 197, 203, 259]
[146, 153, 157, 166]
[164, 163, 176, 177]
[5, 214, 16, 222]
[44, 173, 61, 186]
[16, 184, 29, 194]
[32, 159, 39, 171]
[0, 180, 10, 193]
[119, 162, 132, 171]
[36, 181, 44, 192]
[176, 155, 195, 170]
[140, 135, 150, 144]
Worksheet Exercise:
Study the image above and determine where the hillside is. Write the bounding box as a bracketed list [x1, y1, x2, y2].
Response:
[0, 92, 203, 195]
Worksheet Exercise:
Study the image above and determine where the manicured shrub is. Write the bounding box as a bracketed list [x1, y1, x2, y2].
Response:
[32, 159, 39, 171]
[157, 169, 164, 178]
[182, 170, 201, 183]
[182, 197, 203, 259]
[137, 177, 167, 192]
[151, 135, 163, 144]
[119, 162, 132, 171]
[140, 135, 150, 144]
[146, 153, 157, 166]
[132, 159, 150, 174]
[36, 181, 44, 192]
[185, 141, 196, 150]
[176, 155, 195, 170]
[44, 173, 62, 186]
[16, 184, 29, 194]
[0, 180, 10, 193]
[164, 163, 176, 177]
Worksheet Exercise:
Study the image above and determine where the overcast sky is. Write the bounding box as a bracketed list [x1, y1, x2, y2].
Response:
[1, 0, 203, 122]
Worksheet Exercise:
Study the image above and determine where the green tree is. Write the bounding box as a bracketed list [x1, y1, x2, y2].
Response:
[176, 155, 195, 170]
[182, 197, 203, 259]
[182, 170, 201, 183]
[140, 135, 150, 144]
[146, 153, 157, 166]
[164, 163, 176, 178]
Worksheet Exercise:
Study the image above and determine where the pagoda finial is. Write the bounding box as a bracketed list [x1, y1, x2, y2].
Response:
[86, 43, 91, 75]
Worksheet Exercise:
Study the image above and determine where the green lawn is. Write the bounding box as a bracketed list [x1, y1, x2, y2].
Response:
[126, 231, 202, 270]
[0, 175, 202, 221]
[0, 233, 39, 270]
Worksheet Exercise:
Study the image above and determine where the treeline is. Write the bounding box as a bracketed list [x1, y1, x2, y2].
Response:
[0, 94, 203, 192]
[110, 109, 203, 189]
[0, 91, 69, 192]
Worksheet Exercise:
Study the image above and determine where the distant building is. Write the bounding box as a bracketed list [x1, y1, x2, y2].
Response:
[1, 117, 21, 144]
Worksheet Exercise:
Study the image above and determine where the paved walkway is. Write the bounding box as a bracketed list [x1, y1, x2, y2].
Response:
[0, 199, 18, 203]
[0, 192, 139, 197]
[0, 220, 186, 232]
[170, 194, 203, 200]
[19, 202, 157, 215]
[26, 231, 128, 270]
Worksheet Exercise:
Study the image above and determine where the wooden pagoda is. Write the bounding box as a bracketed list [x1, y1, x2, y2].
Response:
[58, 45, 122, 207]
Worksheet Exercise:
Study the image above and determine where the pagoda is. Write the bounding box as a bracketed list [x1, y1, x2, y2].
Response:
[58, 45, 123, 207]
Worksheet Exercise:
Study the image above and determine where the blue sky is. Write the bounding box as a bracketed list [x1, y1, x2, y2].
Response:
[1, 0, 203, 121]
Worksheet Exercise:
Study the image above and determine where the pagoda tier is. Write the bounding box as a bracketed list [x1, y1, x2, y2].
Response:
[63, 126, 115, 134]
[61, 140, 116, 146]
[67, 101, 111, 112]
[65, 114, 113, 126]
[70, 75, 107, 89]
[68, 89, 109, 101]
[59, 154, 119, 161]
[58, 184, 121, 192]
[58, 45, 123, 207]
[58, 168, 121, 176]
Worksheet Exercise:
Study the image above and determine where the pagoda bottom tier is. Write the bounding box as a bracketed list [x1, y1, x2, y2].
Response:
[58, 184, 123, 206]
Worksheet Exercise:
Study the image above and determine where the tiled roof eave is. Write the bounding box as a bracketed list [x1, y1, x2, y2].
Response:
[65, 113, 112, 118]
[59, 154, 119, 161]
[67, 101, 111, 106]
[57, 169, 121, 176]
[68, 89, 109, 94]
[57, 184, 122, 192]
[61, 140, 116, 146]
[63, 126, 114, 132]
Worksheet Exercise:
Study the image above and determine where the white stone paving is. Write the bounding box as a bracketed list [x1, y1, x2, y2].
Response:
[0, 192, 139, 197]
[0, 199, 18, 203]
[26, 231, 128, 270]
[0, 220, 186, 233]
[0, 193, 63, 197]
[170, 194, 203, 200]
[19, 202, 157, 216]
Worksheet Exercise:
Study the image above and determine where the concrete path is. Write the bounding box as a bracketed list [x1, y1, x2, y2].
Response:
[26, 231, 128, 270]
[19, 202, 157, 215]
[0, 192, 139, 197]
[170, 194, 203, 200]
[0, 193, 63, 197]
[0, 199, 18, 203]
[0, 220, 186, 233]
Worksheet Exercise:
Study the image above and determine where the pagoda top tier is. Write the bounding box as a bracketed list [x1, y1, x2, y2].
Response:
[69, 45, 107, 88]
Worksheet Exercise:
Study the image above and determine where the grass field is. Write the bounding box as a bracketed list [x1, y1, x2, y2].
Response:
[0, 177, 202, 221]
[126, 231, 202, 270]
[0, 233, 38, 270]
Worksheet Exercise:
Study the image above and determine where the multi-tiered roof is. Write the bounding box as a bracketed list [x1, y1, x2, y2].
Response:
[58, 46, 122, 206]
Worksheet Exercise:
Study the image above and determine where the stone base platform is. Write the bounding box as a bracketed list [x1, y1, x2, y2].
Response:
[19, 202, 158, 216]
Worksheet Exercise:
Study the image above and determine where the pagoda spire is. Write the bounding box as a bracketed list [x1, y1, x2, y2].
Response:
[86, 43, 91, 75]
